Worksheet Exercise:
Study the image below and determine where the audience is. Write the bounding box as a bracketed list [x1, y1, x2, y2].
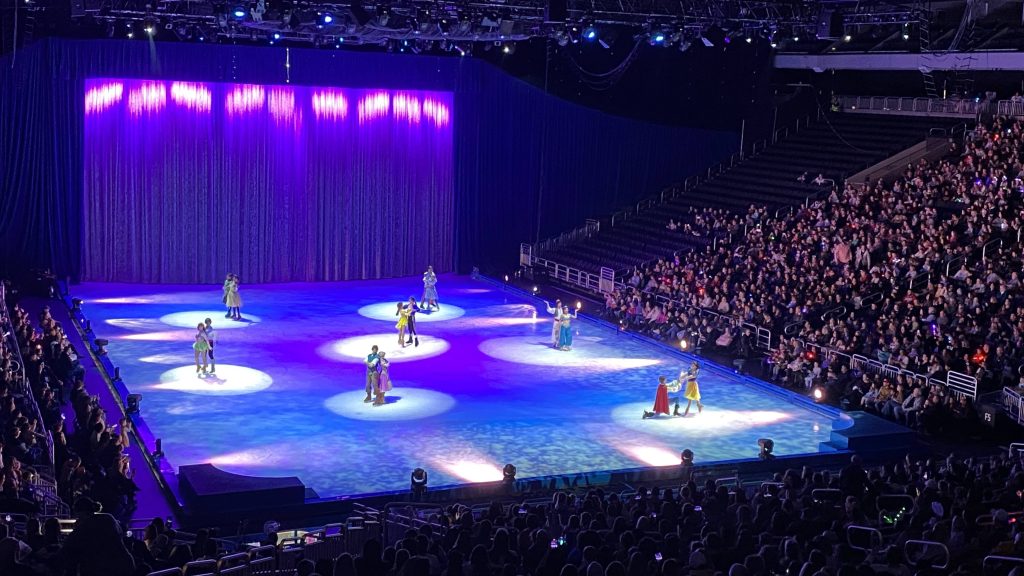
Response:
[603, 116, 1024, 431]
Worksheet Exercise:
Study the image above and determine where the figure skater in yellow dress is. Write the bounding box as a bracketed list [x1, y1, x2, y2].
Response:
[681, 361, 704, 416]
[395, 302, 411, 347]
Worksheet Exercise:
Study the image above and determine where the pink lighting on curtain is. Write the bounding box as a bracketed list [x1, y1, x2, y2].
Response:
[392, 93, 422, 123]
[268, 88, 296, 121]
[84, 82, 124, 114]
[311, 90, 348, 119]
[170, 82, 212, 112]
[127, 83, 167, 116]
[358, 92, 390, 123]
[224, 85, 266, 114]
[423, 98, 451, 127]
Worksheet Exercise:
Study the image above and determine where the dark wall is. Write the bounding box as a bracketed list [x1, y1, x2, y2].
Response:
[0, 39, 738, 281]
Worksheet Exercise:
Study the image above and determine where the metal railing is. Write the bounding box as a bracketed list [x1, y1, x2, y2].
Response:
[838, 95, 985, 117]
[524, 250, 774, 351]
[1004, 387, 1024, 426]
[534, 219, 601, 254]
[996, 99, 1024, 118]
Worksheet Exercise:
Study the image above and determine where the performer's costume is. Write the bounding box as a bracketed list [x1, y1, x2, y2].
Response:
[222, 279, 232, 318]
[374, 357, 392, 406]
[545, 304, 563, 348]
[225, 281, 243, 320]
[364, 351, 380, 403]
[643, 380, 673, 418]
[193, 332, 209, 373]
[396, 307, 410, 331]
[205, 325, 216, 373]
[422, 271, 439, 309]
[402, 301, 420, 346]
[684, 366, 701, 401]
[558, 312, 575, 350]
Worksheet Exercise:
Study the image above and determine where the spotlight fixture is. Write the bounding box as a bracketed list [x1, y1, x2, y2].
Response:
[812, 387, 824, 402]
[502, 42, 516, 54]
[680, 338, 688, 350]
[231, 6, 246, 19]
[649, 31, 666, 45]
[582, 26, 597, 41]
[273, 32, 281, 40]
[502, 463, 517, 483]
[321, 12, 334, 25]
[680, 449, 694, 466]
[745, 36, 752, 43]
[531, 286, 538, 294]
[757, 438, 775, 460]
[411, 468, 428, 495]
[127, 393, 142, 415]
[843, 34, 851, 42]
[144, 23, 155, 36]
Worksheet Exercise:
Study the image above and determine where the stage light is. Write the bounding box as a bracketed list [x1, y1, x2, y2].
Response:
[531, 286, 538, 294]
[144, 24, 155, 36]
[758, 438, 775, 460]
[502, 463, 517, 483]
[583, 26, 597, 41]
[812, 388, 824, 402]
[127, 394, 142, 415]
[502, 43, 516, 55]
[232, 7, 246, 18]
[793, 35, 800, 42]
[843, 34, 851, 42]
[650, 31, 666, 45]
[745, 36, 752, 43]
[680, 338, 688, 350]
[272, 32, 281, 40]
[94, 338, 109, 355]
[411, 468, 428, 495]
[701, 36, 714, 47]
[503, 275, 509, 282]
[321, 13, 334, 25]
[680, 449, 694, 466]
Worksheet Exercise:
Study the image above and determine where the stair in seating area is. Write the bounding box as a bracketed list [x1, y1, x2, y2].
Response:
[540, 113, 954, 273]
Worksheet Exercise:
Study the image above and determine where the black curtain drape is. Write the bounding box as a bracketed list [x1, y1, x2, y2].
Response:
[0, 39, 737, 282]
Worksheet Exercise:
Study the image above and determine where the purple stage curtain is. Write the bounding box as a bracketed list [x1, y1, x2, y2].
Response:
[82, 80, 453, 283]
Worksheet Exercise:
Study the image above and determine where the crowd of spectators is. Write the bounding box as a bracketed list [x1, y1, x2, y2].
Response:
[1, 284, 145, 575]
[10, 448, 1022, 576]
[602, 116, 1024, 421]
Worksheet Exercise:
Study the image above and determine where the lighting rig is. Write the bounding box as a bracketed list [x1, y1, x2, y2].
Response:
[44, 0, 919, 52]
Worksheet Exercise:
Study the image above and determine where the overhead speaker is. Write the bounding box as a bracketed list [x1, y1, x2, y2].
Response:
[546, 0, 567, 22]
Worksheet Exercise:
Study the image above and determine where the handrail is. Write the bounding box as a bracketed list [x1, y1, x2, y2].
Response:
[840, 94, 987, 117]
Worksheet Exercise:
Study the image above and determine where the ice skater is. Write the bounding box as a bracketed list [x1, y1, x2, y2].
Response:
[222, 273, 233, 318]
[225, 274, 243, 320]
[642, 376, 673, 419]
[399, 296, 420, 347]
[422, 266, 439, 311]
[557, 304, 577, 351]
[680, 361, 704, 416]
[374, 351, 392, 406]
[193, 323, 210, 376]
[545, 300, 563, 349]
[203, 318, 216, 374]
[364, 345, 380, 403]
[395, 302, 411, 347]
